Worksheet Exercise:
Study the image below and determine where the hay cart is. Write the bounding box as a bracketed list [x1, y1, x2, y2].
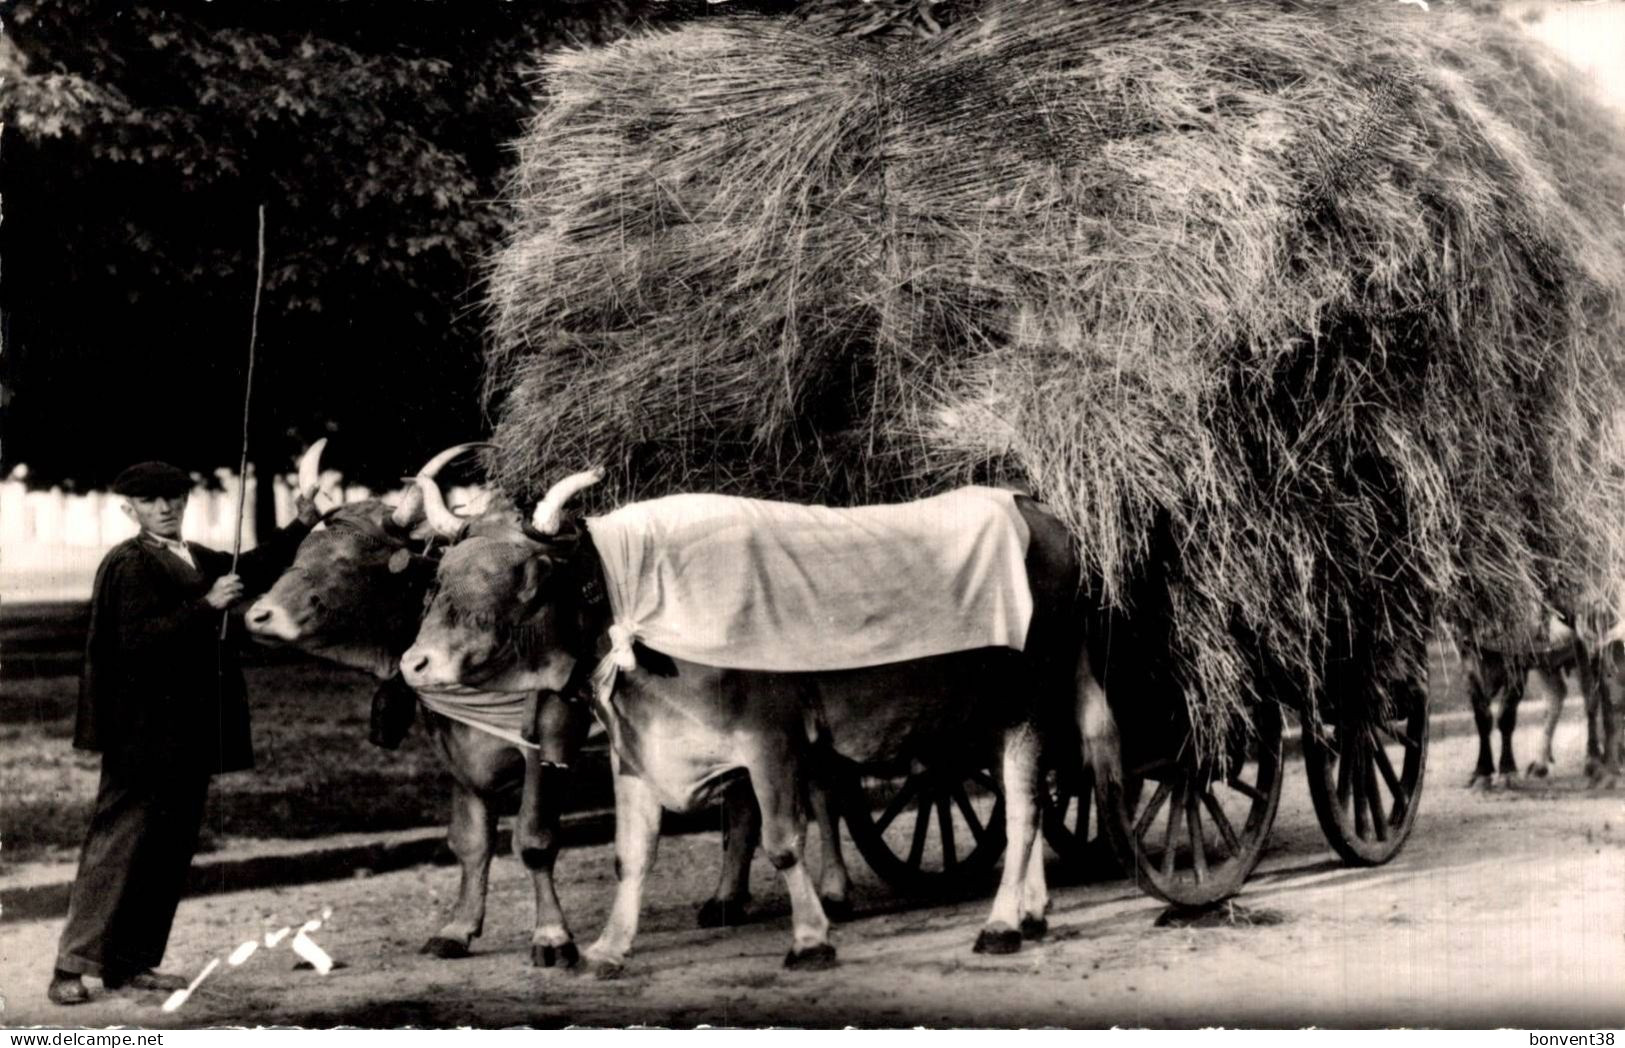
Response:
[831, 682, 1429, 905]
[481, 0, 1625, 908]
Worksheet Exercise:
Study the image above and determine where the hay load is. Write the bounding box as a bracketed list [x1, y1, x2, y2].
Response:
[483, 0, 1625, 756]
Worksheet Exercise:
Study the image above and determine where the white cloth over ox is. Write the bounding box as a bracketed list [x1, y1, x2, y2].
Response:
[584, 486, 1036, 707]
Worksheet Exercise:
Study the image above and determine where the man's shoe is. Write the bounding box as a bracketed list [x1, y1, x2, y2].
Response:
[103, 969, 188, 992]
[47, 973, 90, 1006]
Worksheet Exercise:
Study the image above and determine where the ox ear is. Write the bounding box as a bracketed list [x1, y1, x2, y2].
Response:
[515, 554, 552, 609]
[387, 549, 413, 575]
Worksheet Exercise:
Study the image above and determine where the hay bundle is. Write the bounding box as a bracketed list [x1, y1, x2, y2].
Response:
[483, 0, 1625, 754]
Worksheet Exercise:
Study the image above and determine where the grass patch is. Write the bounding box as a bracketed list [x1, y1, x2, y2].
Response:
[0, 660, 453, 865]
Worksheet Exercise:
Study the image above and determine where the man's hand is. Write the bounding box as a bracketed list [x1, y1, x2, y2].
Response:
[294, 492, 322, 527]
[204, 574, 245, 610]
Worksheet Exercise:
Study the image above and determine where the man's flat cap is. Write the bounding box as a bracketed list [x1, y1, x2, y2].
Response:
[111, 461, 194, 498]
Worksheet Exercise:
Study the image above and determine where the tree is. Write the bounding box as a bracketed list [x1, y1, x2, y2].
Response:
[0, 1, 643, 530]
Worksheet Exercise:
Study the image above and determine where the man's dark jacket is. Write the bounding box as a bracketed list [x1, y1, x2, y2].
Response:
[75, 526, 309, 777]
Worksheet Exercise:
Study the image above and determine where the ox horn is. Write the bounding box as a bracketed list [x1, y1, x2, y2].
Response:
[531, 469, 604, 536]
[296, 438, 328, 500]
[391, 442, 495, 533]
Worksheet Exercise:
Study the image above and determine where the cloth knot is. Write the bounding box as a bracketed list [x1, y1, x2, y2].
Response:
[607, 623, 638, 671]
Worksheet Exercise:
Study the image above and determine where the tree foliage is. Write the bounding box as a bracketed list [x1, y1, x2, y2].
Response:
[0, 1, 649, 493]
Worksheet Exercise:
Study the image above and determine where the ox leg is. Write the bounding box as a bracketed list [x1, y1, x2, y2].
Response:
[975, 722, 1042, 956]
[1600, 688, 1623, 789]
[808, 775, 853, 921]
[518, 698, 578, 967]
[743, 743, 833, 970]
[1495, 673, 1526, 789]
[698, 782, 759, 928]
[422, 781, 494, 958]
[1076, 648, 1121, 788]
[1467, 655, 1500, 789]
[1603, 666, 1623, 783]
[584, 762, 663, 979]
[1018, 817, 1050, 942]
[1584, 655, 1622, 788]
[1527, 666, 1568, 780]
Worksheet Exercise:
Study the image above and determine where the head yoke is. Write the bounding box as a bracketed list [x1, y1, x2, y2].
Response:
[317, 503, 443, 574]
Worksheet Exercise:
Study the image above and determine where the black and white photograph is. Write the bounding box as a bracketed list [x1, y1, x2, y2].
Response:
[1, 0, 1623, 1032]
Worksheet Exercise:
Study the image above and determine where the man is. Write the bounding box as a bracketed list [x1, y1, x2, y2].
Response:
[48, 461, 320, 1006]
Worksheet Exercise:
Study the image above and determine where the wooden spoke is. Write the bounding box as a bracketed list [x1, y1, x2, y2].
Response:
[937, 796, 956, 868]
[969, 769, 1000, 794]
[1128, 756, 1179, 778]
[907, 798, 931, 868]
[1159, 781, 1183, 881]
[1186, 790, 1208, 883]
[1201, 789, 1241, 854]
[1373, 719, 1420, 752]
[1225, 774, 1267, 805]
[1133, 780, 1174, 841]
[1371, 738, 1405, 802]
[1336, 743, 1354, 810]
[1352, 757, 1370, 840]
[1363, 762, 1388, 842]
[875, 775, 922, 834]
[1365, 766, 1391, 844]
[951, 785, 987, 844]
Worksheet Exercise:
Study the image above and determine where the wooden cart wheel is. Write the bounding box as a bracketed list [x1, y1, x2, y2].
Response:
[841, 758, 1006, 896]
[1304, 679, 1430, 866]
[1098, 701, 1285, 907]
[1040, 764, 1128, 876]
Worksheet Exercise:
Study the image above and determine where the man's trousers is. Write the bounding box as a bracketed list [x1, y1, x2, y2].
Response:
[54, 763, 210, 979]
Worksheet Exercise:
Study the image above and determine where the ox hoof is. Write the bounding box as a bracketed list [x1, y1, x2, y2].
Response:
[420, 937, 471, 959]
[532, 942, 580, 969]
[588, 958, 626, 981]
[1019, 915, 1049, 942]
[1495, 773, 1520, 791]
[1584, 759, 1618, 783]
[696, 896, 751, 929]
[1525, 761, 1551, 779]
[973, 927, 1023, 955]
[820, 897, 854, 923]
[783, 943, 838, 971]
[1466, 773, 1493, 791]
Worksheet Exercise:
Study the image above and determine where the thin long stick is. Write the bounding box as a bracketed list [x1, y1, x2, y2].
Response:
[221, 204, 266, 640]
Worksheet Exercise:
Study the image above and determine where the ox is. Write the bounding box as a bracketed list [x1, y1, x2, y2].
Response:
[245, 446, 819, 968]
[1464, 607, 1622, 789]
[246, 443, 594, 966]
[372, 470, 859, 934]
[400, 470, 1118, 976]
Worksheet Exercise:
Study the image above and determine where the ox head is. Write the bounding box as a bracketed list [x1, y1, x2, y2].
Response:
[401, 469, 605, 695]
[245, 442, 488, 679]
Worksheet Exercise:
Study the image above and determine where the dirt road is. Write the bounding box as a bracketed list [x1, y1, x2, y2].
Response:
[2, 725, 1620, 1029]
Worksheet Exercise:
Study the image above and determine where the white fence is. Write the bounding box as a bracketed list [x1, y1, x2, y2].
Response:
[0, 472, 492, 604]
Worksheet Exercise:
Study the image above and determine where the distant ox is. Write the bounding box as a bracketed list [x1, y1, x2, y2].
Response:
[1464, 606, 1621, 790]
[400, 470, 1120, 976]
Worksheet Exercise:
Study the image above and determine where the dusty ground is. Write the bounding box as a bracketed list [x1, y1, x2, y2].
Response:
[2, 723, 1619, 1030]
